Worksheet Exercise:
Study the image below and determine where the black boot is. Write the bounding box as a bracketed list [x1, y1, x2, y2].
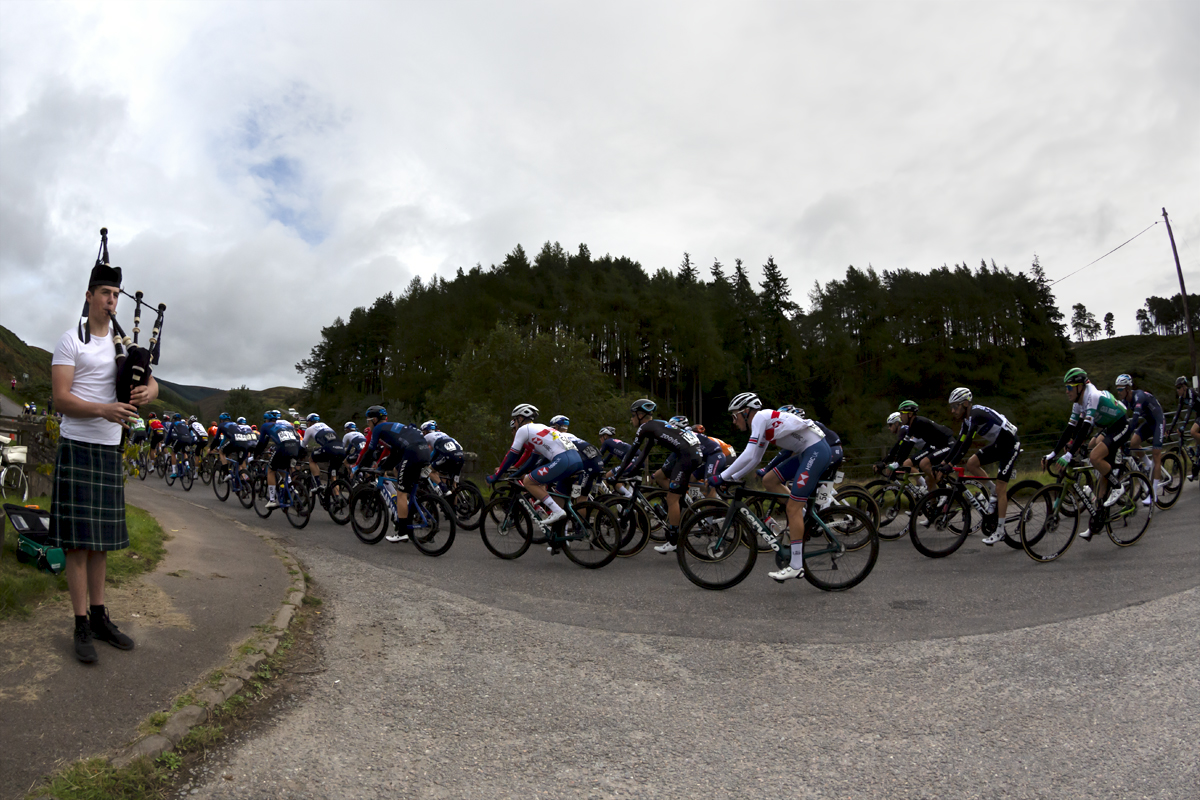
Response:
[90, 605, 134, 650]
[74, 616, 98, 663]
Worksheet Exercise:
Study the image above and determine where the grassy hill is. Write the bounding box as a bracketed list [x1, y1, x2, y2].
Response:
[196, 386, 310, 424]
[156, 378, 223, 405]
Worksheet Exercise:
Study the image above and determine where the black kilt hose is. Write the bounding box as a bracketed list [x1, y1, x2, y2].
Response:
[50, 438, 128, 551]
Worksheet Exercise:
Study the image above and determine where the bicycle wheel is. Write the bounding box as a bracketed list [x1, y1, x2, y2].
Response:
[831, 486, 880, 531]
[1020, 483, 1078, 563]
[236, 471, 254, 508]
[138, 454, 149, 480]
[1001, 479, 1044, 549]
[909, 487, 970, 558]
[600, 494, 651, 557]
[676, 504, 758, 590]
[285, 482, 312, 529]
[869, 483, 911, 541]
[349, 485, 387, 544]
[558, 500, 620, 568]
[200, 455, 214, 485]
[326, 478, 352, 525]
[409, 492, 456, 556]
[180, 459, 194, 491]
[1106, 472, 1153, 546]
[451, 481, 485, 531]
[156, 456, 167, 479]
[252, 476, 273, 518]
[804, 505, 879, 591]
[1154, 452, 1184, 510]
[212, 465, 231, 501]
[1, 467, 29, 502]
[479, 496, 532, 559]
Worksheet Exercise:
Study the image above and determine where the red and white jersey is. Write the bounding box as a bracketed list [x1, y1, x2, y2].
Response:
[721, 409, 825, 481]
[510, 422, 577, 461]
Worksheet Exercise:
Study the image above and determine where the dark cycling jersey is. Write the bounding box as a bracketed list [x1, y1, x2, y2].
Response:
[254, 420, 301, 457]
[211, 421, 257, 451]
[599, 437, 632, 467]
[893, 416, 953, 465]
[167, 420, 196, 446]
[1168, 387, 1200, 437]
[1128, 389, 1164, 428]
[943, 405, 1017, 467]
[613, 419, 704, 479]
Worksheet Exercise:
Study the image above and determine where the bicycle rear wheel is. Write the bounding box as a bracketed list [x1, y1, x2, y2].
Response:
[1154, 452, 1183, 510]
[326, 478, 352, 525]
[236, 471, 254, 508]
[138, 453, 149, 480]
[909, 488, 970, 558]
[1, 467, 29, 502]
[349, 485, 387, 544]
[180, 459, 194, 491]
[1001, 479, 1044, 549]
[832, 486, 880, 531]
[869, 483, 910, 541]
[804, 505, 879, 591]
[479, 496, 532, 559]
[1107, 472, 1153, 546]
[558, 500, 620, 568]
[600, 494, 651, 557]
[252, 477, 273, 518]
[200, 455, 214, 485]
[676, 504, 758, 590]
[1020, 484, 1077, 562]
[213, 465, 231, 501]
[451, 481, 486, 530]
[285, 482, 312, 529]
[409, 492, 456, 556]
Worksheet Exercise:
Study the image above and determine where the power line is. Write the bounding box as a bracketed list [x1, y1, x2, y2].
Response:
[1048, 221, 1159, 287]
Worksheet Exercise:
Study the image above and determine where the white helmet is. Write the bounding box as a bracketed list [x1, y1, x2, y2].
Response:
[728, 392, 763, 413]
[886, 412, 901, 425]
[948, 387, 973, 404]
[1114, 374, 1133, 388]
[511, 403, 539, 420]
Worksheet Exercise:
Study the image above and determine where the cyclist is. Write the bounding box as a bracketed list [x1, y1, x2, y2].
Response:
[208, 412, 256, 479]
[148, 412, 166, 454]
[353, 406, 433, 541]
[651, 415, 724, 499]
[302, 413, 346, 489]
[253, 410, 303, 509]
[712, 392, 830, 582]
[893, 400, 954, 490]
[188, 415, 208, 448]
[1167, 376, 1200, 481]
[343, 421, 367, 463]
[757, 406, 842, 508]
[165, 412, 197, 480]
[486, 404, 582, 528]
[128, 414, 147, 446]
[419, 420, 466, 489]
[1113, 374, 1166, 505]
[1044, 369, 1131, 537]
[940, 387, 1021, 546]
[692, 425, 738, 461]
[611, 399, 704, 554]
[597, 426, 633, 495]
[551, 416, 604, 497]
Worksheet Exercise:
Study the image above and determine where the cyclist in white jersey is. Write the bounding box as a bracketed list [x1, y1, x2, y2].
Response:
[486, 404, 582, 526]
[712, 392, 830, 583]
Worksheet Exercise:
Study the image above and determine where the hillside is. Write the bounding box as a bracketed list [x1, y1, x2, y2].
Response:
[156, 378, 224, 405]
[196, 385, 310, 424]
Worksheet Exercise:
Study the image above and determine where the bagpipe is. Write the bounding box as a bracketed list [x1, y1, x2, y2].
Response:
[81, 228, 167, 404]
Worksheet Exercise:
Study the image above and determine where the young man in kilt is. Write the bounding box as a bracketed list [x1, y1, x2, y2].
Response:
[50, 263, 159, 663]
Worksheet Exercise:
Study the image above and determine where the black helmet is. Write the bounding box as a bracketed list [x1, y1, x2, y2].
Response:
[630, 398, 656, 415]
[366, 405, 387, 420]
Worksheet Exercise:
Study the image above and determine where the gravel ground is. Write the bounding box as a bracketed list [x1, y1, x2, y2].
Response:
[184, 543, 1200, 800]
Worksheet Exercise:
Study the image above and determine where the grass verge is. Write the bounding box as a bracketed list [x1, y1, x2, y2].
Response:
[0, 496, 169, 621]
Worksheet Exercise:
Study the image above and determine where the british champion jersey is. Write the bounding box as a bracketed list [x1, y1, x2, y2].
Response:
[510, 423, 577, 461]
[721, 409, 825, 482]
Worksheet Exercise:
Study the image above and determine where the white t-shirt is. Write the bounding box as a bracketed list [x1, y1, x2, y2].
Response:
[52, 325, 122, 445]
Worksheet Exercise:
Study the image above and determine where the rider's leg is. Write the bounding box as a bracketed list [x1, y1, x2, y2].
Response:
[1089, 440, 1111, 500]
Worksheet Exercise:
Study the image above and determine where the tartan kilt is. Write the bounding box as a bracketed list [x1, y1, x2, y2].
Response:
[49, 438, 128, 551]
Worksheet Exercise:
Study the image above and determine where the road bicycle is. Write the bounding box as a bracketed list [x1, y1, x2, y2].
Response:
[212, 453, 254, 508]
[906, 468, 1044, 558]
[164, 446, 197, 491]
[674, 482, 878, 591]
[1129, 442, 1185, 511]
[865, 466, 927, 541]
[480, 477, 620, 568]
[348, 469, 456, 556]
[596, 476, 713, 557]
[1019, 459, 1153, 563]
[252, 464, 313, 529]
[0, 436, 29, 502]
[422, 471, 485, 531]
[198, 450, 219, 486]
[743, 473, 880, 552]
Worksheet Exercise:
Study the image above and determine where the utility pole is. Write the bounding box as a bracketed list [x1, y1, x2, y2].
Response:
[1162, 207, 1198, 387]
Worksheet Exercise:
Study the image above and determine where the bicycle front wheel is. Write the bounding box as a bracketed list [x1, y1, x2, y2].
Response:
[558, 500, 620, 569]
[326, 478, 352, 525]
[479, 496, 532, 559]
[349, 485, 387, 544]
[409, 493, 456, 557]
[212, 466, 231, 501]
[1107, 472, 1153, 546]
[285, 483, 312, 529]
[676, 504, 758, 590]
[869, 483, 910, 541]
[1155, 452, 1184, 510]
[1, 467, 29, 502]
[804, 505, 879, 592]
[599, 494, 651, 557]
[909, 488, 970, 558]
[451, 482, 485, 531]
[1020, 483, 1077, 562]
[1001, 479, 1044, 549]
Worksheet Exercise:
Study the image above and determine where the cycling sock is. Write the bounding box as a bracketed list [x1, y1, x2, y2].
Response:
[916, 477, 928, 490]
[618, 486, 632, 497]
[665, 524, 679, 545]
[268, 485, 277, 501]
[790, 541, 804, 570]
[542, 496, 562, 515]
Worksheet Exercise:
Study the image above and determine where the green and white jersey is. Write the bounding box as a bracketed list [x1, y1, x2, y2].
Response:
[129, 416, 146, 432]
[1068, 384, 1126, 429]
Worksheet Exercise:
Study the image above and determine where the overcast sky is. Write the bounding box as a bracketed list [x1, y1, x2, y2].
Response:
[2, 0, 1197, 391]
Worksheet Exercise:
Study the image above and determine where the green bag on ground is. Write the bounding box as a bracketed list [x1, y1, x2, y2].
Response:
[3, 503, 65, 575]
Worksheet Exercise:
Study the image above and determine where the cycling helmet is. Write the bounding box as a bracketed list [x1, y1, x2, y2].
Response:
[306, 413, 320, 423]
[344, 421, 357, 431]
[692, 424, 706, 434]
[419, 420, 437, 433]
[263, 411, 275, 422]
[550, 415, 570, 428]
[598, 426, 616, 437]
[236, 417, 247, 425]
[728, 392, 762, 412]
[1114, 374, 1133, 388]
[149, 412, 157, 419]
[886, 412, 901, 425]
[189, 415, 197, 423]
[630, 398, 657, 415]
[898, 400, 919, 413]
[948, 387, 973, 405]
[366, 405, 387, 420]
[777, 404, 798, 415]
[219, 412, 231, 421]
[172, 413, 182, 421]
[511, 403, 539, 420]
[1177, 376, 1190, 387]
[1063, 368, 1088, 385]
[668, 415, 689, 428]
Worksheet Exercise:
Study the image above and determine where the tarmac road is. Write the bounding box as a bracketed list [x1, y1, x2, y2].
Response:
[146, 475, 1200, 799]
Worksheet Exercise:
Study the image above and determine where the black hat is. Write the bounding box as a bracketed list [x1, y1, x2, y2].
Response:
[88, 263, 122, 290]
